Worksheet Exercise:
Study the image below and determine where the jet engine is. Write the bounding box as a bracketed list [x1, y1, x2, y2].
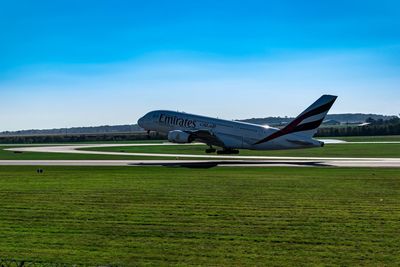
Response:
[167, 130, 193, 144]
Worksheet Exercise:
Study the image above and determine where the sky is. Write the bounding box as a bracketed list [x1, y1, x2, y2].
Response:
[0, 0, 399, 131]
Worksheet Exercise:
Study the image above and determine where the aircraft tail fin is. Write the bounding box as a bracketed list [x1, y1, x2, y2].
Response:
[254, 95, 337, 145]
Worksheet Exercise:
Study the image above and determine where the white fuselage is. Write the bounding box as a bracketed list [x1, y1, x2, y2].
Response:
[138, 110, 323, 150]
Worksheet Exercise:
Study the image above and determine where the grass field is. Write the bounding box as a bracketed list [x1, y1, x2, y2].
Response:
[82, 142, 400, 158]
[0, 140, 165, 145]
[0, 146, 172, 160]
[0, 166, 399, 266]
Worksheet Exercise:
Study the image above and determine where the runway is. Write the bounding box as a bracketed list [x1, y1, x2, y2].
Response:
[1, 159, 400, 167]
[3, 142, 400, 167]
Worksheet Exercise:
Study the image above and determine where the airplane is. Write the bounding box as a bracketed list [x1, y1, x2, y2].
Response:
[138, 94, 337, 154]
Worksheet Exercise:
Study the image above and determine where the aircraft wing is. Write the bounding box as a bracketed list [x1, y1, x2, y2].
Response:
[185, 129, 226, 147]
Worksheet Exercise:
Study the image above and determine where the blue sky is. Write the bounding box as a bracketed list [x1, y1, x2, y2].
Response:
[0, 0, 399, 130]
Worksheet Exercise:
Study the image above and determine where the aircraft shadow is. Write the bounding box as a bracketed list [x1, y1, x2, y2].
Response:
[133, 161, 330, 169]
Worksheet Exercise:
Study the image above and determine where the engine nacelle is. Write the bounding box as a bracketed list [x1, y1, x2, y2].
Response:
[167, 130, 193, 144]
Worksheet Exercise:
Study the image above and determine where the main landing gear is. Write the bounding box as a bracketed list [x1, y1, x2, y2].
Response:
[205, 146, 239, 154]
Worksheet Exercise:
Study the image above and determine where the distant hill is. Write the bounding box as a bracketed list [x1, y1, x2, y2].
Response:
[0, 113, 397, 136]
[326, 114, 398, 123]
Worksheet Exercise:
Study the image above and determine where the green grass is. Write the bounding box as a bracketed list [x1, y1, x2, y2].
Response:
[0, 145, 172, 160]
[0, 166, 399, 266]
[82, 143, 400, 158]
[0, 139, 164, 146]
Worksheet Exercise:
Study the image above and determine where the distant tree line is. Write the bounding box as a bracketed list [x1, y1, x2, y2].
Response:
[316, 117, 400, 137]
[1, 116, 399, 143]
[0, 132, 166, 144]
[0, 124, 142, 136]
[365, 117, 400, 125]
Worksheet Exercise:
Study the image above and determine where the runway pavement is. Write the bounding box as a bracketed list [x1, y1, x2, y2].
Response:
[3, 142, 400, 167]
[0, 159, 400, 167]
